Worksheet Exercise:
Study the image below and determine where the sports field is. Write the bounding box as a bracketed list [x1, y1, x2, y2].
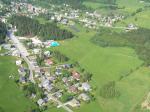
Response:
[0, 56, 36, 112]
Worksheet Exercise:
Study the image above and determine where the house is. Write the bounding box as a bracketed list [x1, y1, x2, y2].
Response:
[19, 76, 27, 84]
[62, 64, 72, 69]
[41, 79, 50, 88]
[62, 77, 68, 83]
[16, 60, 22, 66]
[44, 51, 51, 57]
[55, 67, 62, 76]
[78, 93, 90, 101]
[31, 37, 42, 46]
[18, 67, 26, 75]
[49, 76, 56, 82]
[37, 99, 45, 106]
[12, 50, 20, 57]
[72, 71, 80, 81]
[33, 48, 41, 54]
[69, 85, 78, 93]
[61, 19, 68, 24]
[31, 93, 36, 99]
[45, 59, 53, 66]
[126, 23, 138, 31]
[54, 92, 62, 98]
[81, 82, 91, 91]
[67, 98, 80, 107]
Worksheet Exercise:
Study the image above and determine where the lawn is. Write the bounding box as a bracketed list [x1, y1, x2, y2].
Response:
[98, 67, 150, 112]
[116, 9, 150, 29]
[50, 24, 145, 112]
[44, 107, 66, 112]
[83, 1, 103, 9]
[83, 0, 145, 15]
[0, 56, 36, 112]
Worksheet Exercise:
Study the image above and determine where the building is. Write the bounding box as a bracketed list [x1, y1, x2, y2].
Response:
[72, 71, 80, 81]
[67, 98, 80, 107]
[69, 85, 78, 93]
[37, 99, 45, 106]
[81, 82, 91, 91]
[16, 60, 22, 66]
[78, 93, 90, 101]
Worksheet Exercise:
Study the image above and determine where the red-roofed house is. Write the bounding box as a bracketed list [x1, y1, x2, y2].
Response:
[72, 71, 80, 81]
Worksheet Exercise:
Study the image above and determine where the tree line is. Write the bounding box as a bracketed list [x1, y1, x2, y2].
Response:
[52, 51, 69, 62]
[9, 15, 74, 41]
[0, 21, 7, 44]
[91, 28, 150, 65]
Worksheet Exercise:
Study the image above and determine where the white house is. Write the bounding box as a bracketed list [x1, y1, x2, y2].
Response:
[82, 82, 91, 91]
[16, 60, 22, 66]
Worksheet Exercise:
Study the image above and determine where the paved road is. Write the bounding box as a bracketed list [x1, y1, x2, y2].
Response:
[8, 31, 35, 83]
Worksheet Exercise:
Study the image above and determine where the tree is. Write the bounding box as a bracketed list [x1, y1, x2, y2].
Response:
[0, 21, 7, 44]
[9, 15, 74, 40]
[82, 73, 93, 82]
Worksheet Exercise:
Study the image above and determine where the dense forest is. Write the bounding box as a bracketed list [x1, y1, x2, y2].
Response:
[9, 15, 74, 41]
[0, 21, 7, 44]
[91, 28, 150, 65]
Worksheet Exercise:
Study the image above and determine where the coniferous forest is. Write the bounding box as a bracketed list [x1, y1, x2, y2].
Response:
[9, 15, 74, 41]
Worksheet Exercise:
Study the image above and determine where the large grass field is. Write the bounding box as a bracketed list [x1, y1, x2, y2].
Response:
[83, 0, 145, 14]
[116, 0, 145, 13]
[0, 56, 36, 112]
[49, 24, 150, 112]
[116, 9, 150, 29]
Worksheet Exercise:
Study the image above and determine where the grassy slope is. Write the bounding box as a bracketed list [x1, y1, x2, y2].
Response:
[117, 0, 145, 13]
[116, 9, 150, 29]
[51, 24, 144, 112]
[99, 67, 150, 112]
[0, 56, 36, 112]
[83, 0, 145, 14]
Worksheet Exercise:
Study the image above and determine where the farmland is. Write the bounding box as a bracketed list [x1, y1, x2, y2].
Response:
[0, 56, 36, 112]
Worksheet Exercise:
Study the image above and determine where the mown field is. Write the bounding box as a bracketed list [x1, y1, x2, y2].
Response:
[49, 23, 150, 112]
[0, 56, 36, 112]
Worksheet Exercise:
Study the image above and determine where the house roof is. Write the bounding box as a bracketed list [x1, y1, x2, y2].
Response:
[72, 71, 80, 80]
[69, 85, 78, 93]
[82, 82, 91, 91]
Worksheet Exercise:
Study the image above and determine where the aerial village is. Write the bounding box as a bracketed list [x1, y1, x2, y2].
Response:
[0, 1, 139, 111]
[0, 31, 94, 110]
[0, 1, 138, 31]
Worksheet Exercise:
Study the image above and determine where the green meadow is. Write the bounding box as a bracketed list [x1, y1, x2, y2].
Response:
[116, 0, 145, 13]
[50, 24, 150, 112]
[0, 56, 36, 112]
[83, 0, 145, 14]
[116, 9, 150, 29]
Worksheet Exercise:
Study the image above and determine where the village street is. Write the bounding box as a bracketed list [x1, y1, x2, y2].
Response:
[8, 31, 74, 112]
[8, 31, 35, 83]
